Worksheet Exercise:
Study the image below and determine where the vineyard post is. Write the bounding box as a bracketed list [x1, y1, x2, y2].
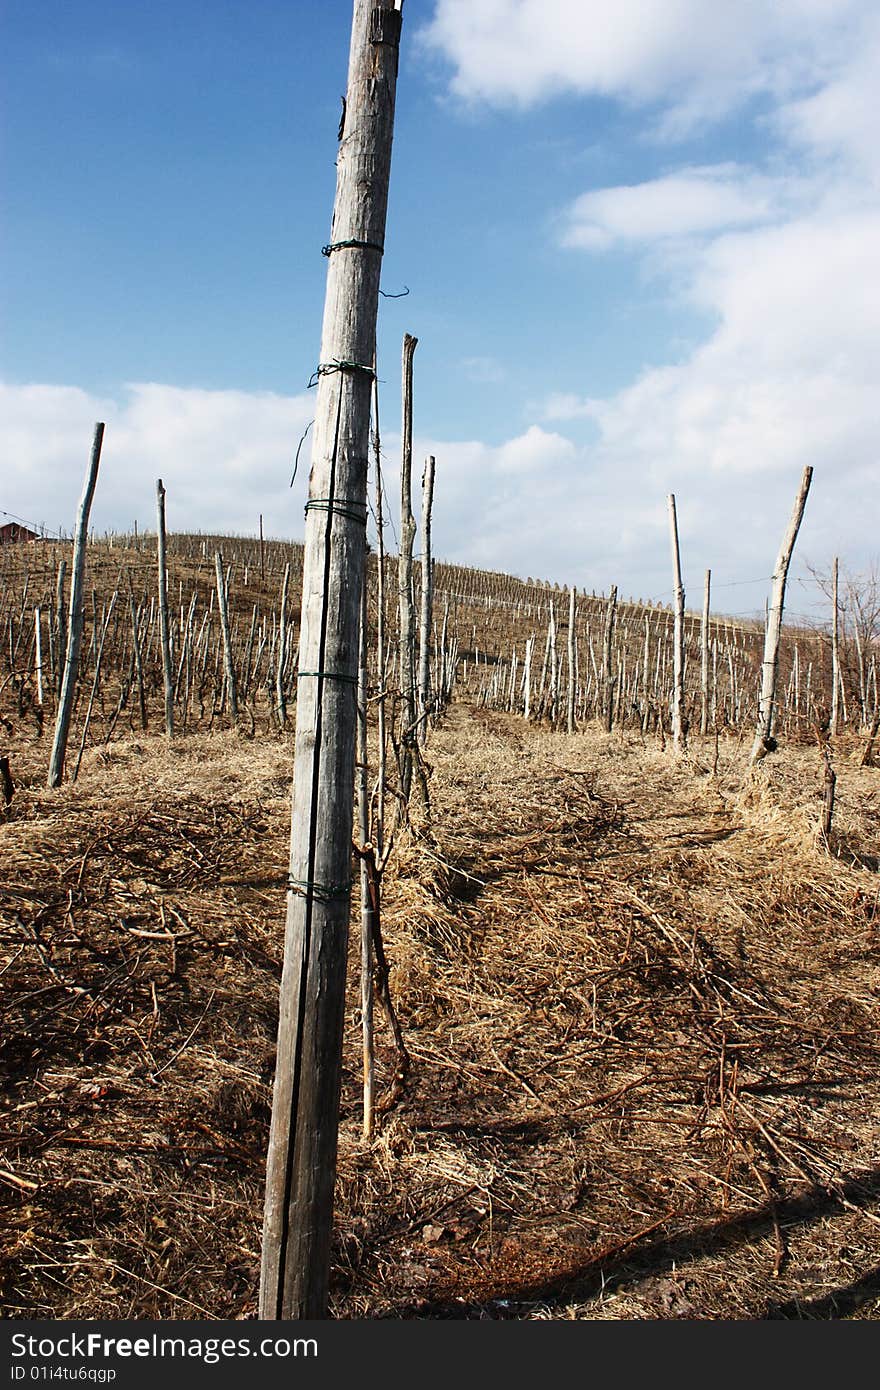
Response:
[47, 424, 104, 789]
[54, 559, 67, 699]
[749, 466, 813, 765]
[668, 494, 687, 753]
[603, 585, 617, 733]
[34, 606, 43, 709]
[830, 556, 840, 736]
[276, 560, 291, 729]
[371, 372, 387, 853]
[417, 454, 435, 745]
[259, 0, 404, 1321]
[156, 479, 174, 737]
[214, 551, 238, 725]
[700, 569, 711, 736]
[567, 586, 576, 734]
[397, 332, 418, 796]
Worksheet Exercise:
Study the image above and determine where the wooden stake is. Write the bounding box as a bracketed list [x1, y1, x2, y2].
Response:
[47, 424, 104, 788]
[397, 332, 418, 796]
[750, 467, 813, 765]
[259, 0, 404, 1322]
[417, 454, 435, 745]
[156, 479, 174, 737]
[830, 556, 840, 736]
[214, 551, 238, 725]
[700, 569, 711, 736]
[668, 495, 687, 753]
[567, 586, 576, 734]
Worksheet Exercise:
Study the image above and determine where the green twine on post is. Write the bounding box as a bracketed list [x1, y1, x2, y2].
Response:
[304, 498, 368, 526]
[321, 238, 384, 257]
[288, 876, 352, 902]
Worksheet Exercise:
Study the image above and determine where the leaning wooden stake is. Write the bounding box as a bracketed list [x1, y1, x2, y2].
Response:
[397, 332, 418, 796]
[603, 585, 618, 733]
[749, 466, 813, 765]
[700, 569, 711, 736]
[668, 494, 687, 753]
[566, 586, 576, 734]
[276, 560, 291, 729]
[830, 556, 840, 736]
[214, 551, 238, 725]
[47, 424, 104, 788]
[417, 454, 435, 745]
[371, 372, 388, 854]
[34, 606, 44, 709]
[259, 0, 404, 1322]
[156, 479, 174, 738]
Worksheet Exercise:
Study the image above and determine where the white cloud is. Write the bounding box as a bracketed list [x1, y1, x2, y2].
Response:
[419, 0, 867, 126]
[0, 381, 315, 541]
[414, 2, 880, 599]
[560, 165, 803, 250]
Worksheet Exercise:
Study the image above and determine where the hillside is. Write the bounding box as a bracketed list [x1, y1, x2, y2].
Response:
[2, 532, 879, 1319]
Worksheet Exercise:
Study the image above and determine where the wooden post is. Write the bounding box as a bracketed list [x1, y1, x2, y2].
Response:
[47, 424, 104, 788]
[54, 559, 67, 699]
[603, 585, 617, 733]
[372, 372, 387, 855]
[276, 560, 291, 729]
[668, 495, 687, 753]
[397, 332, 418, 795]
[750, 466, 813, 765]
[34, 606, 44, 708]
[214, 551, 238, 725]
[830, 556, 840, 736]
[566, 586, 576, 734]
[700, 569, 711, 736]
[259, 0, 404, 1322]
[417, 454, 435, 745]
[259, 514, 265, 583]
[156, 479, 174, 737]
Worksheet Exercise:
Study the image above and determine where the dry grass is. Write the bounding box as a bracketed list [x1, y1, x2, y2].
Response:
[2, 703, 879, 1319]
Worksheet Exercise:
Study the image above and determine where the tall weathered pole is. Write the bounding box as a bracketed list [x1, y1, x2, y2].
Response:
[668, 494, 687, 753]
[260, 0, 404, 1321]
[397, 333, 418, 795]
[603, 585, 618, 733]
[214, 551, 238, 725]
[417, 454, 435, 745]
[47, 424, 104, 788]
[566, 585, 576, 734]
[750, 466, 813, 765]
[156, 479, 174, 738]
[830, 556, 840, 736]
[700, 568, 711, 736]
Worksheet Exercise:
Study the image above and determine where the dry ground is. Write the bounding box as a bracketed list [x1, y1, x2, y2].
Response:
[1, 703, 879, 1319]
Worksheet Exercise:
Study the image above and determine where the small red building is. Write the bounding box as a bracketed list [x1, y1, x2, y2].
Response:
[0, 521, 40, 545]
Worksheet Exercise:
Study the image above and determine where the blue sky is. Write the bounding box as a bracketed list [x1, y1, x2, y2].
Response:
[3, 0, 879, 619]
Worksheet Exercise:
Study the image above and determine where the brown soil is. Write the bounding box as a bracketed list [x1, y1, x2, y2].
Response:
[2, 703, 879, 1319]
